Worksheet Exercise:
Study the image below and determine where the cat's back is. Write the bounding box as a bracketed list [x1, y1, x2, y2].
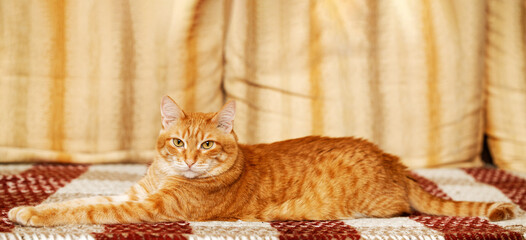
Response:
[240, 135, 387, 166]
[238, 135, 401, 184]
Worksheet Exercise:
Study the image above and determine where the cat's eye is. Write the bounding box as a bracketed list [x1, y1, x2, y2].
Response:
[172, 138, 185, 148]
[201, 141, 214, 149]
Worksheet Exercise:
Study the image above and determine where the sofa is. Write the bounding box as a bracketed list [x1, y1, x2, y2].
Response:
[0, 0, 525, 239]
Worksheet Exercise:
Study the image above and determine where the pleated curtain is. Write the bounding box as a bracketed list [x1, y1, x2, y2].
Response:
[224, 0, 487, 168]
[485, 0, 526, 172]
[0, 0, 226, 163]
[0, 0, 525, 172]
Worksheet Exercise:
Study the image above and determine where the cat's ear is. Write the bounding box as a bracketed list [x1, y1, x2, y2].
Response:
[212, 100, 236, 133]
[160, 96, 185, 129]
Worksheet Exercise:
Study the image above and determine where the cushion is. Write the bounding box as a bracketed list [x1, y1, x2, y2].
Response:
[224, 0, 488, 168]
[485, 0, 526, 172]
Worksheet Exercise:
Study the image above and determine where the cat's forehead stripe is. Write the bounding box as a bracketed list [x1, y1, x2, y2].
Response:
[196, 129, 202, 140]
[183, 128, 190, 139]
[170, 125, 209, 141]
[203, 132, 211, 140]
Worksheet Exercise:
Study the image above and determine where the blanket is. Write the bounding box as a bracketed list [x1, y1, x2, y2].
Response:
[1, 163, 525, 240]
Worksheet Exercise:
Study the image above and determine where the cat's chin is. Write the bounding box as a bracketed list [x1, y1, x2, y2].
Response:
[180, 170, 203, 179]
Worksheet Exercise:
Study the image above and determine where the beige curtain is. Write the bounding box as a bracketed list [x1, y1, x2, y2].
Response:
[0, 0, 525, 171]
[485, 0, 526, 172]
[0, 0, 226, 163]
[225, 0, 487, 168]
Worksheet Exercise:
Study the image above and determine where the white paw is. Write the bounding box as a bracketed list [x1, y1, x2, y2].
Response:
[8, 206, 41, 226]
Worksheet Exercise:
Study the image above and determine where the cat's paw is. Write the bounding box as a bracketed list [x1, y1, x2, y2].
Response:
[8, 206, 44, 226]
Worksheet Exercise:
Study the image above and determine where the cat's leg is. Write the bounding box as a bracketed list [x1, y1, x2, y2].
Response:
[8, 199, 172, 227]
[13, 174, 154, 218]
[358, 195, 412, 218]
[8, 195, 130, 222]
[9, 194, 130, 219]
[39, 195, 130, 207]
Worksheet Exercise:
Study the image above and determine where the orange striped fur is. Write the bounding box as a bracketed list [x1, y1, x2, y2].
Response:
[8, 96, 517, 226]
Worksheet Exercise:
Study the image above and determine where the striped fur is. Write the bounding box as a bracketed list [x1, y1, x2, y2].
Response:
[8, 97, 517, 226]
[407, 179, 516, 221]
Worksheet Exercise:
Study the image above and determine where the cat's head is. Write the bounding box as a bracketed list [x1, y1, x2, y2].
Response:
[155, 96, 239, 179]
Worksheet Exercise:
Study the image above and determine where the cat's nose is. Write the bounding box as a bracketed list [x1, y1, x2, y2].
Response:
[184, 159, 196, 168]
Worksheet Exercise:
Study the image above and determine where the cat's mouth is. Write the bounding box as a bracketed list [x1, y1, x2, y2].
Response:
[170, 160, 212, 179]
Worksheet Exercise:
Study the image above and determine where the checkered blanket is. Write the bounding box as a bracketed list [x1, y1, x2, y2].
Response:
[1, 164, 525, 240]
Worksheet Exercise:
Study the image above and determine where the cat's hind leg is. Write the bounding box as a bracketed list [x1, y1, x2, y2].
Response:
[357, 195, 411, 218]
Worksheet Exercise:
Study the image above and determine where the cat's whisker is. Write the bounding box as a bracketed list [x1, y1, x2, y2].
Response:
[202, 169, 220, 183]
[191, 166, 209, 171]
[158, 164, 174, 175]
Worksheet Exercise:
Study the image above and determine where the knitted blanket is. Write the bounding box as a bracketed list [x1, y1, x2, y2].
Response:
[1, 164, 525, 240]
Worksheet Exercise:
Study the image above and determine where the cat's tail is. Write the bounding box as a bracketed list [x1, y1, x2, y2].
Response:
[406, 177, 517, 221]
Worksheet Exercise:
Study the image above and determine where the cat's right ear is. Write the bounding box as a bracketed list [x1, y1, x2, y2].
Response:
[160, 96, 185, 129]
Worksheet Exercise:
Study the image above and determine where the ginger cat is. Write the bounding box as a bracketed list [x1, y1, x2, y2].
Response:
[9, 96, 517, 226]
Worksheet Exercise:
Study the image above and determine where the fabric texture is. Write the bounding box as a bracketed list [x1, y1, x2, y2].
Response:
[0, 0, 225, 163]
[0, 163, 525, 239]
[0, 0, 525, 169]
[485, 0, 526, 172]
[224, 0, 487, 168]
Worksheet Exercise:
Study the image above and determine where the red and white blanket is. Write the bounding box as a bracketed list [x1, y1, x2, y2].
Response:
[1, 164, 525, 240]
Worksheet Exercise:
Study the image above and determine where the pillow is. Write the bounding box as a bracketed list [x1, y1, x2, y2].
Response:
[485, 0, 526, 172]
[224, 0, 487, 168]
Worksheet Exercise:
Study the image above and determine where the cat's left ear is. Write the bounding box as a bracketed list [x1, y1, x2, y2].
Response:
[160, 95, 186, 129]
[213, 100, 235, 134]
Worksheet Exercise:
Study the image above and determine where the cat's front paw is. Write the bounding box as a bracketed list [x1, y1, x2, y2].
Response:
[8, 206, 44, 227]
